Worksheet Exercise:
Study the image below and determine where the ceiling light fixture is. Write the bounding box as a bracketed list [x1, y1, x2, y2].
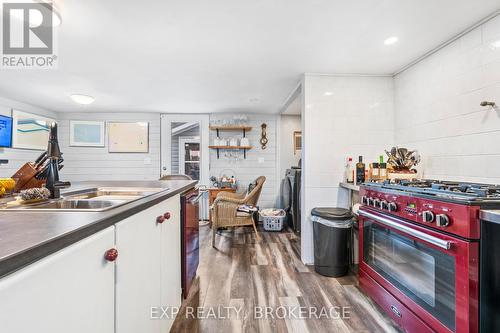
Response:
[384, 36, 399, 46]
[324, 91, 333, 96]
[491, 40, 500, 49]
[70, 94, 95, 105]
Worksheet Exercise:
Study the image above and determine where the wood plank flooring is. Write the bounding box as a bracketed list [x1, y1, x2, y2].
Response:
[171, 225, 401, 333]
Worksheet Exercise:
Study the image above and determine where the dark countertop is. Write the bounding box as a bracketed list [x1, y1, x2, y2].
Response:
[0, 180, 197, 278]
[481, 210, 500, 224]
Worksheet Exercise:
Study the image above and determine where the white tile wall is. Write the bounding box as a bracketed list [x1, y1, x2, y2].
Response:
[57, 112, 161, 181]
[0, 97, 58, 177]
[395, 14, 500, 184]
[209, 113, 279, 209]
[301, 74, 394, 264]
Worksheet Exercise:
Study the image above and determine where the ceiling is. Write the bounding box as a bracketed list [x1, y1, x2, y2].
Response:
[0, 0, 499, 114]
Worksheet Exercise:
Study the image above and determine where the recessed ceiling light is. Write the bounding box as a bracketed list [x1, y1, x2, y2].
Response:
[70, 94, 95, 105]
[384, 36, 399, 46]
[324, 92, 333, 96]
[491, 40, 500, 49]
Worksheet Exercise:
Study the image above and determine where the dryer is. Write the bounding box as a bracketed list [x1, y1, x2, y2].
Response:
[284, 167, 301, 233]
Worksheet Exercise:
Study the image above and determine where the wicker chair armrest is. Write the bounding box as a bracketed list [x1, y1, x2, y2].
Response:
[213, 195, 246, 205]
[216, 191, 245, 200]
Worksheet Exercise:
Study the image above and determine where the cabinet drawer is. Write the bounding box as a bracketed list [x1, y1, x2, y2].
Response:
[359, 269, 433, 333]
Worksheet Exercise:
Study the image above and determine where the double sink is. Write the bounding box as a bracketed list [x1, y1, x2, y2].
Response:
[2, 187, 168, 212]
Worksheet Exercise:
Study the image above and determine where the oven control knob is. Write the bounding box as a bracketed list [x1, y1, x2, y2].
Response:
[373, 198, 381, 208]
[388, 202, 398, 212]
[381, 200, 388, 210]
[362, 196, 369, 205]
[436, 214, 450, 227]
[422, 211, 435, 223]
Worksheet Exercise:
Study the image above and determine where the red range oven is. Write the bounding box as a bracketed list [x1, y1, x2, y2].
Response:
[358, 181, 487, 333]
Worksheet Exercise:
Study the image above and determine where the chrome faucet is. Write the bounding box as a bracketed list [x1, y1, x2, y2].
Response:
[45, 122, 70, 199]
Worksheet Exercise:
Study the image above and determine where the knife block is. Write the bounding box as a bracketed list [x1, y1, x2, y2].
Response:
[12, 163, 45, 192]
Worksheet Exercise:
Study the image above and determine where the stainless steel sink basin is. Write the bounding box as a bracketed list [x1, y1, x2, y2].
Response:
[17, 199, 127, 210]
[2, 187, 168, 212]
[68, 187, 165, 200]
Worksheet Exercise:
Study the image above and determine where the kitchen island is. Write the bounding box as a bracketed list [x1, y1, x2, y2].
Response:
[0, 180, 197, 333]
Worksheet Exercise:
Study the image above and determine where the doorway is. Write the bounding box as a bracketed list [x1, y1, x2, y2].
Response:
[160, 114, 209, 186]
[179, 137, 200, 180]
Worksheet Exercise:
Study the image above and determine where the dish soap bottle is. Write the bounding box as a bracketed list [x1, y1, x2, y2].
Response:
[356, 156, 365, 185]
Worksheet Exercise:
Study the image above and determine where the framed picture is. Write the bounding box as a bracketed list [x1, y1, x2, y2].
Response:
[108, 122, 149, 153]
[70, 120, 105, 147]
[294, 131, 302, 155]
[12, 110, 55, 150]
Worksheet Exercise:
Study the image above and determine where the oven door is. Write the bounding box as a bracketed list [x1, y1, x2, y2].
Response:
[359, 208, 478, 333]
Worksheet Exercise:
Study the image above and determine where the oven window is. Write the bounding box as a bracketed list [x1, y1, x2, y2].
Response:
[363, 221, 456, 331]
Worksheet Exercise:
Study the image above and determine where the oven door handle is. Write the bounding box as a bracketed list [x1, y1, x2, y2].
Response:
[359, 210, 452, 250]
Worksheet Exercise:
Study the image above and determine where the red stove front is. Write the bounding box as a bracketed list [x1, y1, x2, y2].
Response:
[358, 187, 479, 333]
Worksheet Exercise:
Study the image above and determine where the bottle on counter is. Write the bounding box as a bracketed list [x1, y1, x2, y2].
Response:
[344, 157, 354, 183]
[380, 163, 388, 180]
[355, 156, 365, 185]
[371, 162, 380, 180]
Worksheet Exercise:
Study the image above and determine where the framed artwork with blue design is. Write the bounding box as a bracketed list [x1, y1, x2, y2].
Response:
[70, 120, 105, 147]
[12, 110, 55, 150]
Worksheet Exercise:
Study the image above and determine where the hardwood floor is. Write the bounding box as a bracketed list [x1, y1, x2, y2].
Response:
[171, 225, 401, 333]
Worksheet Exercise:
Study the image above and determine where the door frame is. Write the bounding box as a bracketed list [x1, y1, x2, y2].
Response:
[179, 136, 200, 177]
[160, 114, 209, 186]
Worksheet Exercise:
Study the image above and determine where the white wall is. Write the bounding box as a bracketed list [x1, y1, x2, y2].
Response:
[279, 115, 301, 178]
[209, 113, 279, 209]
[0, 97, 57, 177]
[57, 112, 161, 181]
[395, 14, 500, 184]
[301, 74, 394, 264]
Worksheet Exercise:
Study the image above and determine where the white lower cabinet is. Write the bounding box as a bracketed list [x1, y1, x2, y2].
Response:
[0, 226, 116, 333]
[0, 195, 182, 333]
[160, 195, 182, 333]
[115, 194, 182, 333]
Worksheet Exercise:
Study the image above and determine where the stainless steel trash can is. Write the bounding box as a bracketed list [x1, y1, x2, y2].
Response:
[312, 207, 353, 277]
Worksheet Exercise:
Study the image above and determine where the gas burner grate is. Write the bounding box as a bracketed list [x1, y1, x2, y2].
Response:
[371, 179, 500, 200]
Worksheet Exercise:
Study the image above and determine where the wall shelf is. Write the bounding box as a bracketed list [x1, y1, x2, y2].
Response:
[209, 125, 252, 130]
[208, 146, 253, 159]
[209, 125, 252, 137]
[210, 125, 252, 159]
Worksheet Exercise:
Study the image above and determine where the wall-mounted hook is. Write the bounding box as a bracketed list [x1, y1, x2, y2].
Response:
[480, 101, 496, 108]
[260, 123, 268, 149]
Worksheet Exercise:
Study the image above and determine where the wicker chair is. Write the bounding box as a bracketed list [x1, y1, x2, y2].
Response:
[211, 176, 266, 247]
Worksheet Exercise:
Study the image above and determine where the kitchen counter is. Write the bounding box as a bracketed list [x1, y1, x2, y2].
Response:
[0, 180, 197, 278]
[480, 210, 500, 224]
[339, 182, 360, 191]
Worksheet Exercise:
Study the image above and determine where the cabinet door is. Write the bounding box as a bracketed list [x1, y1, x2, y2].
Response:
[115, 203, 164, 333]
[160, 194, 182, 333]
[0, 227, 115, 333]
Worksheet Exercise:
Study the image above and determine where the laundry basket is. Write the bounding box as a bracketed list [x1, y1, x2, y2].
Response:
[260, 209, 286, 231]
